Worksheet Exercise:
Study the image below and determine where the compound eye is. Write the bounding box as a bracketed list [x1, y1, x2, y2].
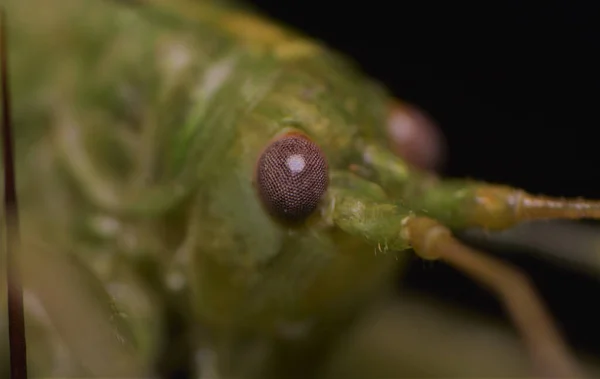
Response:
[255, 133, 329, 223]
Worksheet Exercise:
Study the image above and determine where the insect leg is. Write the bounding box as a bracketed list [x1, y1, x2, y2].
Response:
[52, 114, 192, 217]
[403, 215, 581, 378]
[327, 186, 581, 376]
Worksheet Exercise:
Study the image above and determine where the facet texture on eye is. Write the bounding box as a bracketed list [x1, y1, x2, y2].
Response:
[256, 134, 329, 223]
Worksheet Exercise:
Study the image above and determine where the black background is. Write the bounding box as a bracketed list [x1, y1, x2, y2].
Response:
[249, 0, 600, 359]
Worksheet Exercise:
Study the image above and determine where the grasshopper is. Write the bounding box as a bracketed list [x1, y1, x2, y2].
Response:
[1, 0, 600, 378]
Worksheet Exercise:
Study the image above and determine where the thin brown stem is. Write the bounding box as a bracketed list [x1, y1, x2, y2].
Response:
[1, 8, 28, 379]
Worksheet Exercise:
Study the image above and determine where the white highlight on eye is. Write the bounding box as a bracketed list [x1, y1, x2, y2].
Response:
[286, 154, 306, 174]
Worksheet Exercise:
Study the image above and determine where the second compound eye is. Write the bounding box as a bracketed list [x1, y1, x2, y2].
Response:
[255, 133, 329, 223]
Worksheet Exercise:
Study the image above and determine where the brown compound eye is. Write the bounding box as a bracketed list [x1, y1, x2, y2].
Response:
[255, 133, 329, 223]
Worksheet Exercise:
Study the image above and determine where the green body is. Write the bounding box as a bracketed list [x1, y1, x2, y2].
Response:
[3, 0, 411, 377]
[8, 0, 584, 377]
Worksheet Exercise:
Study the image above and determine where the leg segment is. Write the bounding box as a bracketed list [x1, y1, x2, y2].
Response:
[403, 215, 582, 378]
[53, 115, 192, 216]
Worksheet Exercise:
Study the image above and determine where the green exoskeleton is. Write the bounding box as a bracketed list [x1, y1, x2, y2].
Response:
[2, 0, 600, 378]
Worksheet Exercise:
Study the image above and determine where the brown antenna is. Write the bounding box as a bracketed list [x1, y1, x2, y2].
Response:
[1, 8, 28, 379]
